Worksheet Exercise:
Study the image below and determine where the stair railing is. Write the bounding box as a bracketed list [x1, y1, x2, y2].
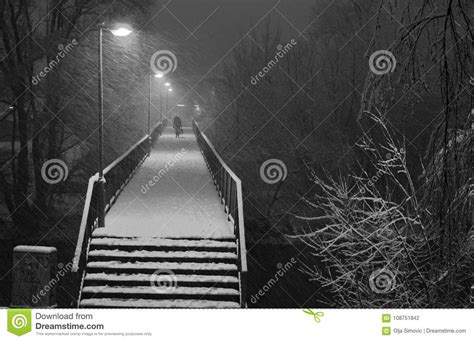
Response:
[71, 121, 166, 307]
[192, 120, 248, 307]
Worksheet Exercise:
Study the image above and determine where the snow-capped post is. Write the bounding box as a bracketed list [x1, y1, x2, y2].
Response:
[11, 246, 57, 308]
[147, 73, 153, 155]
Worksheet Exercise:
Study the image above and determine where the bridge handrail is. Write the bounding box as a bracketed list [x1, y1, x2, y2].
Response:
[71, 121, 166, 306]
[103, 135, 148, 174]
[192, 120, 248, 307]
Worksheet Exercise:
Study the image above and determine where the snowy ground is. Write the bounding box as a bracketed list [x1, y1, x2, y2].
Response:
[104, 127, 234, 239]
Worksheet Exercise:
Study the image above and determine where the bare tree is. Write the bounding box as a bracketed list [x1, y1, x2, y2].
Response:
[295, 0, 471, 307]
[0, 0, 157, 229]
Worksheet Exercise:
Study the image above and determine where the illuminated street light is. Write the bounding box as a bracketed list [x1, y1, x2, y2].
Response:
[110, 24, 133, 37]
[97, 22, 132, 227]
[152, 74, 164, 122]
[165, 88, 173, 115]
[165, 82, 171, 87]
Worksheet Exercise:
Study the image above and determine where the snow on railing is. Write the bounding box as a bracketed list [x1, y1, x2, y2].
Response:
[71, 121, 166, 306]
[192, 120, 248, 307]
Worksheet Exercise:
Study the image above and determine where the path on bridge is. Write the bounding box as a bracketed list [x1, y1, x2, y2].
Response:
[103, 127, 234, 239]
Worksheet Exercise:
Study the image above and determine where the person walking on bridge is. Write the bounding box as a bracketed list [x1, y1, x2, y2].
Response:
[173, 116, 183, 138]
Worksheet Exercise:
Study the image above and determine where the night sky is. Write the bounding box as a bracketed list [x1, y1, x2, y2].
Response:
[150, 0, 315, 74]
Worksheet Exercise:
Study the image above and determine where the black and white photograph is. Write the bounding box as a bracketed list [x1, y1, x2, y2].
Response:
[0, 0, 472, 327]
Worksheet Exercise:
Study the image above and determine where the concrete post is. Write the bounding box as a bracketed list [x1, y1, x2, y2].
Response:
[11, 246, 57, 308]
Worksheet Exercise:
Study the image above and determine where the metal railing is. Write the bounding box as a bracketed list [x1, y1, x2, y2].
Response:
[71, 121, 166, 306]
[192, 120, 248, 307]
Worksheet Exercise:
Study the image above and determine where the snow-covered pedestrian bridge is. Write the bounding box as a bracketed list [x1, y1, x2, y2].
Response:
[71, 122, 247, 308]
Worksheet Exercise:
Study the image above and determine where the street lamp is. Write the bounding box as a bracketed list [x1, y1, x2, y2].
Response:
[147, 72, 165, 147]
[148, 73, 152, 138]
[110, 27, 132, 37]
[176, 104, 186, 121]
[194, 104, 201, 116]
[154, 73, 164, 122]
[165, 88, 173, 116]
[97, 23, 132, 228]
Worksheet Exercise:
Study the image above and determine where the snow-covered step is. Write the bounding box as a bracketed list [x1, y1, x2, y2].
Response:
[92, 230, 235, 241]
[86, 261, 238, 275]
[90, 237, 237, 252]
[81, 285, 240, 301]
[84, 273, 239, 288]
[80, 236, 243, 308]
[80, 298, 240, 308]
[87, 249, 237, 263]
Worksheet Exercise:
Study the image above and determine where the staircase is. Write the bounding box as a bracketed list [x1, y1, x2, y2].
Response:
[79, 231, 242, 308]
[72, 122, 247, 308]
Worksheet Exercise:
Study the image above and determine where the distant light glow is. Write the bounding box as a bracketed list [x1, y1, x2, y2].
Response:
[111, 27, 132, 36]
[177, 104, 185, 107]
[165, 82, 171, 87]
[154, 73, 164, 78]
[9, 106, 14, 110]
[168, 88, 173, 92]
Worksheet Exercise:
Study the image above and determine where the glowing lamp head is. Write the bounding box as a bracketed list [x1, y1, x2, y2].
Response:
[155, 73, 164, 78]
[110, 24, 132, 37]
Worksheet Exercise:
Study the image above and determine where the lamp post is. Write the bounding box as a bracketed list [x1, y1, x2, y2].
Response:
[147, 73, 164, 141]
[97, 23, 132, 228]
[166, 86, 172, 117]
[177, 104, 186, 122]
[148, 73, 152, 136]
[154, 73, 164, 122]
[146, 73, 153, 154]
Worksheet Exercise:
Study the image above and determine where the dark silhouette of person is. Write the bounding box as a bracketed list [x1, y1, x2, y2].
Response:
[173, 116, 182, 138]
